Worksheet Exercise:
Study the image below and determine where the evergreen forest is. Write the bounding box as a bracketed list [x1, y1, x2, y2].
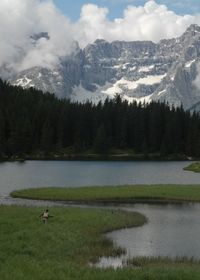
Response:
[0, 79, 200, 159]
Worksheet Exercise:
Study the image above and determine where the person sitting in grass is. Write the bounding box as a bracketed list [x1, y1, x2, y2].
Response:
[39, 209, 53, 224]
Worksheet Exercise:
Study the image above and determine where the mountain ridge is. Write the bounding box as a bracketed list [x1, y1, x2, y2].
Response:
[11, 24, 200, 110]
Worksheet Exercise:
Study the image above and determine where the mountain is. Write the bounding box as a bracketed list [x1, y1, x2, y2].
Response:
[11, 24, 200, 110]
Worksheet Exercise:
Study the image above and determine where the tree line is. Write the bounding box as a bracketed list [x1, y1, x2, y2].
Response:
[0, 79, 200, 158]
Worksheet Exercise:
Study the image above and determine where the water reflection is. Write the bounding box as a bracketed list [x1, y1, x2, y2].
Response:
[104, 203, 200, 266]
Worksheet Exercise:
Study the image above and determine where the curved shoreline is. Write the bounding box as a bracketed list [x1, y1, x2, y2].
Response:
[2, 192, 200, 277]
[8, 196, 200, 206]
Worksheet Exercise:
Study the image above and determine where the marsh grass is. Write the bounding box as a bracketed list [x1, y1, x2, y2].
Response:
[11, 184, 200, 203]
[1, 205, 200, 279]
[8, 184, 200, 279]
[0, 205, 146, 280]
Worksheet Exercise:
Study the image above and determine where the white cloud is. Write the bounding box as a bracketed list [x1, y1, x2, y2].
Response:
[0, 0, 75, 72]
[0, 0, 200, 74]
[76, 1, 200, 46]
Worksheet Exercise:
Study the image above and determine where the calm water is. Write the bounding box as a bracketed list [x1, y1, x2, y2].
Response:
[0, 160, 200, 196]
[98, 203, 200, 267]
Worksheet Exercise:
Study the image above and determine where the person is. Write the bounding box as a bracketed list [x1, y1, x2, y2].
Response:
[39, 209, 53, 224]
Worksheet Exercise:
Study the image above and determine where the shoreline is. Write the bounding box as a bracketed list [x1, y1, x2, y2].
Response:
[0, 153, 196, 162]
[3, 189, 200, 278]
[9, 195, 200, 205]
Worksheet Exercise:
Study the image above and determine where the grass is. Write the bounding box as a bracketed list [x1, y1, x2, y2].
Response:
[6, 185, 200, 279]
[184, 162, 200, 173]
[0, 205, 146, 280]
[11, 184, 200, 203]
[1, 206, 200, 280]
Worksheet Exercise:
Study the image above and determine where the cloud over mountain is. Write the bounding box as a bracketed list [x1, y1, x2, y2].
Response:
[0, 0, 200, 74]
[0, 0, 75, 72]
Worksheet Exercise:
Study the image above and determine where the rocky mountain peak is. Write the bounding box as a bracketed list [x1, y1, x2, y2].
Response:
[180, 24, 200, 44]
[184, 24, 200, 34]
[10, 24, 200, 111]
[30, 32, 50, 41]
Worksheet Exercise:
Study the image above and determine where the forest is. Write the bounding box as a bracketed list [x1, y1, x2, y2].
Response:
[0, 79, 200, 159]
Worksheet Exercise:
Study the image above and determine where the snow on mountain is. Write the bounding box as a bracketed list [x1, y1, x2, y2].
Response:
[14, 77, 34, 87]
[10, 24, 200, 110]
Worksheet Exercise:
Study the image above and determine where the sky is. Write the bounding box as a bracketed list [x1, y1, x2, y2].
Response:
[53, 0, 200, 21]
[0, 0, 200, 74]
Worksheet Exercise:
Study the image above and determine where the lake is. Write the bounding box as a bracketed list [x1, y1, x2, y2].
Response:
[98, 203, 200, 267]
[0, 160, 200, 196]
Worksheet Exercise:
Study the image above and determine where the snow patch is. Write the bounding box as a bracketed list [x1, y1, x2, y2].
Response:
[136, 74, 166, 85]
[111, 63, 130, 70]
[71, 80, 156, 105]
[14, 77, 33, 87]
[102, 77, 137, 95]
[185, 60, 195, 68]
[71, 83, 109, 104]
[129, 66, 136, 71]
[122, 63, 130, 70]
[112, 64, 122, 69]
[104, 74, 166, 94]
[71, 74, 166, 104]
[52, 71, 59, 76]
[138, 65, 154, 72]
[157, 89, 166, 96]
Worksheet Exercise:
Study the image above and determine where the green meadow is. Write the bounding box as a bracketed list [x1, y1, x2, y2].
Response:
[4, 185, 200, 279]
[1, 204, 200, 280]
[0, 206, 146, 280]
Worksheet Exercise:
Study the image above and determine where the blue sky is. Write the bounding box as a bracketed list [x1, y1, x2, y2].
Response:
[53, 0, 200, 21]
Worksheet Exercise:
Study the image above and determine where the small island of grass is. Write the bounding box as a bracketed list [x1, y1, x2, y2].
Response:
[11, 184, 200, 204]
[184, 162, 200, 173]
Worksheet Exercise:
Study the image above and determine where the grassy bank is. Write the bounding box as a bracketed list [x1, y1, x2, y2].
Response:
[1, 206, 200, 280]
[184, 162, 200, 173]
[0, 205, 146, 280]
[11, 184, 200, 203]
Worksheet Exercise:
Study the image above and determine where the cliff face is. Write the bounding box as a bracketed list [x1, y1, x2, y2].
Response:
[11, 24, 200, 110]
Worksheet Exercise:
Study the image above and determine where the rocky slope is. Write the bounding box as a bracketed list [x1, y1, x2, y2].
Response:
[11, 24, 200, 110]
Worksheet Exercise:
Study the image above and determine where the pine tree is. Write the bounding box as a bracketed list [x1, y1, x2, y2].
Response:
[93, 124, 109, 154]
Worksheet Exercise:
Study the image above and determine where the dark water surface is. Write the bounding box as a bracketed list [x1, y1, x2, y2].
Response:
[0, 160, 200, 196]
